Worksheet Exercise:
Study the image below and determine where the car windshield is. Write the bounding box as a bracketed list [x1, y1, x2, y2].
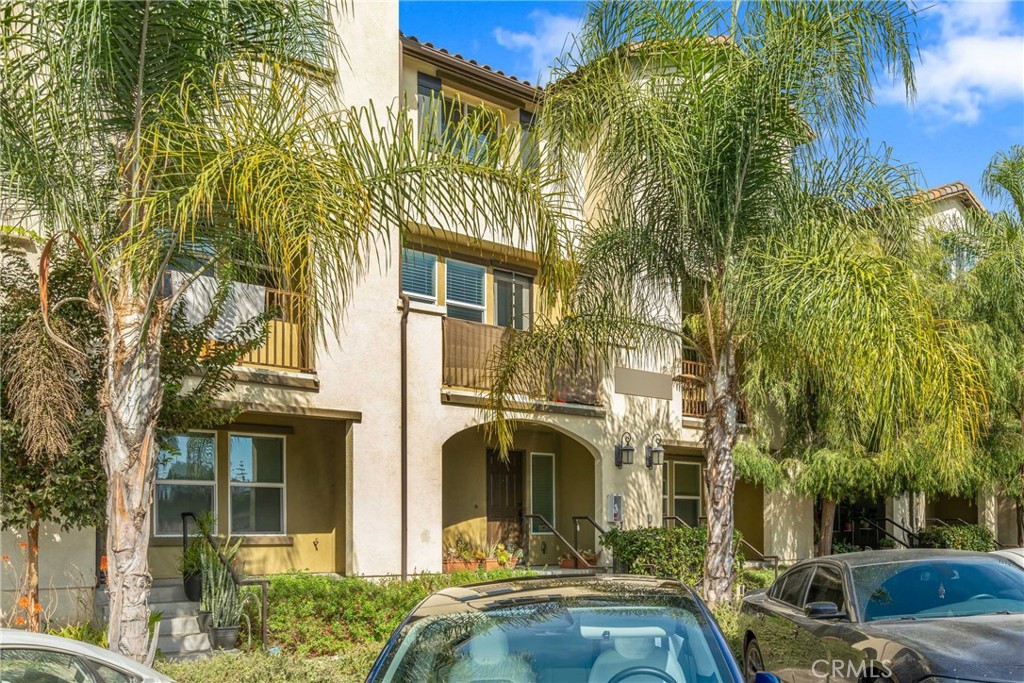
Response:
[854, 558, 1024, 622]
[374, 593, 733, 683]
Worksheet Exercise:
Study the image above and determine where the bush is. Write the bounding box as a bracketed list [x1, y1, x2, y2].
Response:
[48, 622, 107, 648]
[831, 540, 859, 554]
[600, 526, 744, 587]
[156, 647, 381, 682]
[916, 524, 995, 551]
[245, 569, 530, 656]
[736, 568, 775, 592]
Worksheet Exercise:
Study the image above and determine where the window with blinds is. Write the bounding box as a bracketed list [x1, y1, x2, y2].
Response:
[530, 453, 555, 534]
[446, 259, 486, 322]
[401, 248, 437, 302]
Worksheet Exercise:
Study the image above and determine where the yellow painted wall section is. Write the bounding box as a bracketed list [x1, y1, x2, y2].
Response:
[734, 479, 765, 552]
[149, 414, 346, 578]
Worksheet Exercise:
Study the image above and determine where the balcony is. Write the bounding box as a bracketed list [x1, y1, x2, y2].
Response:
[442, 318, 601, 406]
[169, 272, 312, 374]
[678, 358, 745, 422]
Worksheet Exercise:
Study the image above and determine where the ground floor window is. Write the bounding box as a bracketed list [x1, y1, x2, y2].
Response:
[663, 460, 701, 527]
[530, 453, 555, 534]
[155, 432, 216, 536]
[229, 434, 286, 535]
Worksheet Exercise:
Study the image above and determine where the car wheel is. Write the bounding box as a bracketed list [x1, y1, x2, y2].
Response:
[744, 637, 765, 683]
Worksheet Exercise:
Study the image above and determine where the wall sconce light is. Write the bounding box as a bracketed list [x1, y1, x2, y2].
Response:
[646, 434, 665, 469]
[615, 432, 635, 469]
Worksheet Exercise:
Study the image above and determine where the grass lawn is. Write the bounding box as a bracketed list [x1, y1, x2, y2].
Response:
[155, 642, 382, 682]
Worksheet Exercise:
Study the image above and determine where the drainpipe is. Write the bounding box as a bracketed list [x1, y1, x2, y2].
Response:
[400, 293, 410, 580]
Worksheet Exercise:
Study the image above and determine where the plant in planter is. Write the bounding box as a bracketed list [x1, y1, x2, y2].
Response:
[558, 553, 577, 570]
[201, 536, 247, 650]
[177, 511, 215, 603]
[493, 543, 523, 569]
[442, 538, 480, 572]
[579, 549, 598, 567]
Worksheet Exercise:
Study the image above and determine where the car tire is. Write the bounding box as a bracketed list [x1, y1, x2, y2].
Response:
[744, 637, 765, 683]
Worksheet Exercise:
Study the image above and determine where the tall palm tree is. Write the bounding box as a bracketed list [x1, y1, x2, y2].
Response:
[487, 1, 986, 605]
[954, 146, 1024, 544]
[0, 1, 557, 658]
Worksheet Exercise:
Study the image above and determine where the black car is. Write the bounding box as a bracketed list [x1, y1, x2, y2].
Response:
[367, 573, 779, 683]
[739, 549, 1024, 683]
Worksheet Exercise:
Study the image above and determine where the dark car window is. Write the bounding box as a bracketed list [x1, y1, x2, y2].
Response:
[372, 593, 736, 683]
[854, 557, 1024, 622]
[806, 565, 846, 612]
[775, 567, 813, 608]
[0, 648, 92, 683]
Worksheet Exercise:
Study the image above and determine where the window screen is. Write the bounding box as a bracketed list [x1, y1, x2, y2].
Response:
[531, 453, 555, 533]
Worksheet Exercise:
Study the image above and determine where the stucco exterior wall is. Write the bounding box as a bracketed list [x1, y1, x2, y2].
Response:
[1, 525, 96, 625]
[763, 485, 814, 562]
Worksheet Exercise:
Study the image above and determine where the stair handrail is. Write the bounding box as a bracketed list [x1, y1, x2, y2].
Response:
[182, 512, 269, 649]
[854, 516, 910, 549]
[878, 516, 921, 546]
[662, 515, 693, 528]
[663, 516, 778, 580]
[571, 515, 607, 557]
[524, 514, 592, 568]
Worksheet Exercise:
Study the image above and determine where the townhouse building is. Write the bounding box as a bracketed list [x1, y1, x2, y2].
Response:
[2, 1, 1019, 633]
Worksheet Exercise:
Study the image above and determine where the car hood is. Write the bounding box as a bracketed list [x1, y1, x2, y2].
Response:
[865, 613, 1024, 682]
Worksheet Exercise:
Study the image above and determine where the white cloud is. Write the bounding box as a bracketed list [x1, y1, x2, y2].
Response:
[880, 0, 1024, 124]
[494, 10, 581, 85]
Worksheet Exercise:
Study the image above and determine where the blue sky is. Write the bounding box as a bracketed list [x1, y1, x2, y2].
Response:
[400, 1, 1024, 210]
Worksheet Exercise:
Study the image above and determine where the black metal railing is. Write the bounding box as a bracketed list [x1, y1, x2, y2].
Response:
[524, 514, 594, 568]
[571, 515, 607, 557]
[854, 517, 910, 549]
[663, 515, 778, 580]
[181, 512, 269, 649]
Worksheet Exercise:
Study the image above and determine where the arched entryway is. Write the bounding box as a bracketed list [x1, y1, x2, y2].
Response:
[441, 422, 599, 566]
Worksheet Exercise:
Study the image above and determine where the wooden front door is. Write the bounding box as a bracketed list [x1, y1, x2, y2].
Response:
[486, 450, 524, 547]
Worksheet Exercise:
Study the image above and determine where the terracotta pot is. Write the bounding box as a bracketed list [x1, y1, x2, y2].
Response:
[559, 557, 576, 569]
[443, 559, 479, 573]
[482, 559, 499, 571]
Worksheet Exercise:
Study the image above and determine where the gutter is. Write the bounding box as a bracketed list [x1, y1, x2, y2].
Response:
[400, 293, 410, 580]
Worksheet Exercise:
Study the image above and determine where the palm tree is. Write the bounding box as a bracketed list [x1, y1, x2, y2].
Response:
[1, 1, 555, 658]
[487, 1, 986, 605]
[954, 146, 1024, 545]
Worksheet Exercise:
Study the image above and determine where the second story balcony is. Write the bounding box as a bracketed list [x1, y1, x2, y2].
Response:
[442, 318, 601, 407]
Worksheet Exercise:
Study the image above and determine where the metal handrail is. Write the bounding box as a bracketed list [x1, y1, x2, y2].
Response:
[878, 516, 921, 546]
[854, 517, 910, 549]
[663, 515, 693, 528]
[571, 515, 607, 557]
[181, 512, 269, 649]
[662, 516, 777, 580]
[524, 514, 592, 568]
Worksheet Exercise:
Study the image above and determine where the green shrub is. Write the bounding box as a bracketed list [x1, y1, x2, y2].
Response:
[600, 526, 744, 586]
[710, 602, 742, 659]
[156, 646, 381, 682]
[736, 568, 775, 592]
[48, 622, 107, 648]
[244, 569, 530, 656]
[831, 540, 859, 554]
[916, 524, 995, 551]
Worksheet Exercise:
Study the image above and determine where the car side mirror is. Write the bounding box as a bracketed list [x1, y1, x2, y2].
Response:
[755, 673, 783, 683]
[804, 601, 846, 620]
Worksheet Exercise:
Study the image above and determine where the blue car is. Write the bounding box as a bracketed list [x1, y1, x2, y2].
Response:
[367, 573, 783, 683]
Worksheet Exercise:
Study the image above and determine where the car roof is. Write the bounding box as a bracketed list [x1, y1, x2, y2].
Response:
[814, 548, 998, 568]
[0, 629, 171, 680]
[410, 574, 702, 619]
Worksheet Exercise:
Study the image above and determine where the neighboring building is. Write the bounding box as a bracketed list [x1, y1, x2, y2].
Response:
[1, 1, 1018, 629]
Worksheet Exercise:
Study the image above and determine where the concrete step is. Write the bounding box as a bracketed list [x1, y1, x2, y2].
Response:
[158, 632, 211, 655]
[102, 600, 200, 621]
[96, 581, 189, 605]
[161, 615, 202, 637]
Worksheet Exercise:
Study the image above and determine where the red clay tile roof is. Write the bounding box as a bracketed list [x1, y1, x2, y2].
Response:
[401, 33, 543, 102]
[916, 181, 984, 210]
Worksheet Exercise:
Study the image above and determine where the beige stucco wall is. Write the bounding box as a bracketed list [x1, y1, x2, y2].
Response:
[1, 525, 96, 625]
[996, 496, 1020, 546]
[763, 484, 814, 562]
[734, 480, 765, 552]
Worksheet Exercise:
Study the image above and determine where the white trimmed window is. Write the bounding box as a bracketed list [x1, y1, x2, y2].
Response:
[530, 453, 556, 534]
[400, 248, 438, 303]
[229, 434, 286, 535]
[154, 432, 216, 537]
[445, 259, 486, 322]
[663, 461, 702, 527]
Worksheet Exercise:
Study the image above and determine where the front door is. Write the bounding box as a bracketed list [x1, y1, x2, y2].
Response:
[487, 450, 524, 548]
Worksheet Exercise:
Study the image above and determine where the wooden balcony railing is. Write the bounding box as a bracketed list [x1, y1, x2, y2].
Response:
[678, 358, 746, 422]
[442, 318, 601, 406]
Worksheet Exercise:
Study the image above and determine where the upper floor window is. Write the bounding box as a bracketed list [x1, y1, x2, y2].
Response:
[520, 110, 539, 170]
[495, 269, 532, 330]
[401, 247, 438, 303]
[417, 72, 500, 163]
[446, 259, 486, 322]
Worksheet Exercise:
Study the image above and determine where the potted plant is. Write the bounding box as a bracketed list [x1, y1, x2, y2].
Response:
[493, 543, 523, 569]
[178, 512, 215, 603]
[580, 549, 598, 567]
[202, 536, 246, 650]
[196, 544, 216, 632]
[558, 553, 576, 569]
[442, 538, 480, 573]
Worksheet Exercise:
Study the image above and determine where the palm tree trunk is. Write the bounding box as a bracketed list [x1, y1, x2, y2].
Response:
[818, 499, 837, 557]
[703, 339, 738, 607]
[26, 514, 40, 632]
[101, 293, 163, 661]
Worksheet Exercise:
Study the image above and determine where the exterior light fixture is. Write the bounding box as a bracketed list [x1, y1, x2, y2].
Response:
[615, 432, 635, 469]
[646, 434, 665, 469]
